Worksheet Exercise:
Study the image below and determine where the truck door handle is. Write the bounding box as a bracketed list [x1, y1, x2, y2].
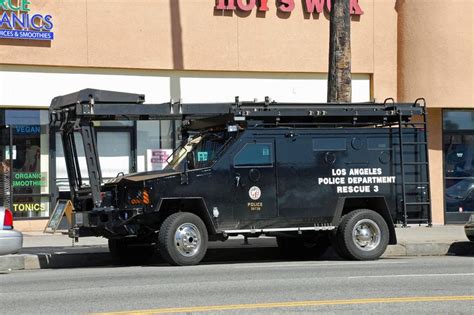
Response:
[235, 174, 241, 187]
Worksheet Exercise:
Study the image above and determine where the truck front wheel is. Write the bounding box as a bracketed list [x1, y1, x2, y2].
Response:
[336, 209, 389, 260]
[158, 212, 208, 266]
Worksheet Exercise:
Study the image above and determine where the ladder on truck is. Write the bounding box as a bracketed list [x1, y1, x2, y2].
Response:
[396, 98, 432, 227]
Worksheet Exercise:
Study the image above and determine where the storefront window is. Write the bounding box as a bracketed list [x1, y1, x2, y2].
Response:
[3, 110, 50, 218]
[443, 111, 474, 217]
[443, 111, 474, 130]
[55, 123, 134, 187]
[444, 134, 474, 178]
[137, 120, 177, 172]
[97, 131, 132, 178]
[55, 132, 87, 191]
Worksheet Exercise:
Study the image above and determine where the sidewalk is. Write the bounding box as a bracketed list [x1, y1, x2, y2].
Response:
[1, 225, 472, 271]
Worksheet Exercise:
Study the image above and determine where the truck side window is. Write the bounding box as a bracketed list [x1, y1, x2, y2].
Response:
[234, 143, 273, 168]
[193, 133, 226, 168]
[313, 138, 347, 151]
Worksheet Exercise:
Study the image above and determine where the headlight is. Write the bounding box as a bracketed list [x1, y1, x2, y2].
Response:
[127, 189, 151, 206]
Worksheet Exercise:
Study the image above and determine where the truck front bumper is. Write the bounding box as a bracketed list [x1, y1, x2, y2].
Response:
[71, 208, 143, 238]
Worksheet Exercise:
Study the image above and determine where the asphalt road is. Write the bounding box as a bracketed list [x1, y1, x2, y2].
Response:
[1, 256, 473, 314]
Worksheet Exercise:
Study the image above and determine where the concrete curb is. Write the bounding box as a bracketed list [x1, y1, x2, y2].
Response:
[0, 254, 40, 272]
[1, 241, 472, 272]
[383, 242, 474, 257]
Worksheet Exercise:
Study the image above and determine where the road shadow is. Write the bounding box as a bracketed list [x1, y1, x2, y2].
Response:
[447, 241, 474, 256]
[31, 241, 473, 269]
[33, 245, 344, 269]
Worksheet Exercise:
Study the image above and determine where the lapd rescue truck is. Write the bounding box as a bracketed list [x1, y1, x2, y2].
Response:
[49, 89, 431, 265]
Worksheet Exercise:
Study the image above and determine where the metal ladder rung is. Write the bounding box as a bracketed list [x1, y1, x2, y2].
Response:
[405, 202, 431, 206]
[403, 162, 429, 165]
[402, 142, 428, 145]
[401, 122, 426, 125]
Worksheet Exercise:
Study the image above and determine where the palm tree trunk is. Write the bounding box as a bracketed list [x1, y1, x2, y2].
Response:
[327, 0, 351, 103]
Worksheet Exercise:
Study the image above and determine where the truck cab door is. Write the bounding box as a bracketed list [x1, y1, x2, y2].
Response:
[231, 139, 277, 220]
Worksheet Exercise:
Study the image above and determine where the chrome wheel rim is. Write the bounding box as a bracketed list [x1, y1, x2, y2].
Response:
[174, 223, 201, 257]
[352, 219, 381, 251]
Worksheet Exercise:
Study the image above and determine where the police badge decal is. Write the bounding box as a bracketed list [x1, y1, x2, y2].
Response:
[248, 186, 261, 200]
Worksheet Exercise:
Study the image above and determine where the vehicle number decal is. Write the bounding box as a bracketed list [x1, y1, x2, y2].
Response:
[248, 202, 263, 211]
[249, 186, 261, 200]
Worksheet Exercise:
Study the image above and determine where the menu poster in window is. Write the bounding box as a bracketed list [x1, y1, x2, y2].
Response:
[44, 199, 73, 234]
[146, 149, 172, 171]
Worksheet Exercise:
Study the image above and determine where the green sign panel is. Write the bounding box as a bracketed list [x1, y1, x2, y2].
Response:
[13, 172, 47, 187]
[197, 151, 208, 162]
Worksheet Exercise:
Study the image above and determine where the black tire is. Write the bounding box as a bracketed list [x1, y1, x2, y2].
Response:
[158, 212, 208, 266]
[276, 234, 330, 259]
[336, 209, 389, 260]
[331, 225, 351, 260]
[108, 238, 155, 265]
[467, 235, 474, 242]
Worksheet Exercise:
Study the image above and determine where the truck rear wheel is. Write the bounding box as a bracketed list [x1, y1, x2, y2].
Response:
[108, 238, 155, 265]
[336, 209, 389, 260]
[276, 234, 330, 259]
[158, 212, 208, 266]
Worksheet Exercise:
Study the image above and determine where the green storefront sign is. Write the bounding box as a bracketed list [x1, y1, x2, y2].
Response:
[13, 172, 47, 187]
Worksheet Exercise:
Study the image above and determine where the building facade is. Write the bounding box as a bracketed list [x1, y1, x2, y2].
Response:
[0, 0, 472, 230]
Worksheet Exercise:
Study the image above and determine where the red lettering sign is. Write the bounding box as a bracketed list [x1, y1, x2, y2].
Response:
[278, 0, 295, 13]
[216, 0, 236, 10]
[236, 0, 256, 11]
[259, 0, 269, 11]
[350, 0, 363, 15]
[303, 0, 325, 13]
[215, 0, 363, 15]
[304, 0, 363, 15]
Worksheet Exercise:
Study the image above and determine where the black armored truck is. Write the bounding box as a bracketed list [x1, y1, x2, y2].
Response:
[50, 89, 431, 265]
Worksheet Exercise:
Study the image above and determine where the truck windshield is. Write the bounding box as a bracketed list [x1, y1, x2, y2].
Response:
[165, 132, 227, 171]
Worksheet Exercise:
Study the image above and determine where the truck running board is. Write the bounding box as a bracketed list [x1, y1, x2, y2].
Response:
[223, 226, 336, 234]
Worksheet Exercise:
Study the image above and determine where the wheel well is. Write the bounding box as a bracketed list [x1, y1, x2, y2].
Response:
[157, 198, 217, 235]
[334, 197, 397, 245]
